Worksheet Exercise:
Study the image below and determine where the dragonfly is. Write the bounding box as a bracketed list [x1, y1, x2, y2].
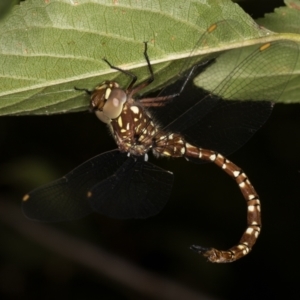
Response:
[22, 22, 298, 263]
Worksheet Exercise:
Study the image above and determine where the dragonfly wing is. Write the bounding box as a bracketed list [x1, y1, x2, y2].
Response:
[88, 158, 174, 219]
[182, 99, 273, 159]
[181, 40, 298, 156]
[151, 41, 298, 159]
[22, 150, 127, 222]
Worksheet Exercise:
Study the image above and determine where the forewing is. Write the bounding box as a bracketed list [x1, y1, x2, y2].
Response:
[22, 150, 128, 222]
[150, 42, 297, 157]
[88, 158, 174, 219]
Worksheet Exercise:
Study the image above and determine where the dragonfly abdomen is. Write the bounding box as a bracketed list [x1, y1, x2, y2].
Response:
[153, 135, 261, 262]
[185, 143, 261, 262]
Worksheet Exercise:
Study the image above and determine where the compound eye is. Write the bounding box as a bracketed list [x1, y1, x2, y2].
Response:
[102, 88, 127, 119]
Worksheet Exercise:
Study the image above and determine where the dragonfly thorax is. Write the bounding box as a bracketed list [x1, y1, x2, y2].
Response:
[91, 81, 127, 124]
[110, 100, 189, 159]
[110, 102, 158, 156]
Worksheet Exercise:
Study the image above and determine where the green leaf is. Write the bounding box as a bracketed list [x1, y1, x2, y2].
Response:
[195, 40, 299, 103]
[257, 0, 300, 34]
[0, 0, 299, 116]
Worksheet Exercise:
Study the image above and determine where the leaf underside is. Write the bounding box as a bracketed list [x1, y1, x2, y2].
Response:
[0, 0, 299, 116]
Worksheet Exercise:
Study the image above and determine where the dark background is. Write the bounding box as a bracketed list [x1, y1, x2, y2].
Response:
[1, 0, 300, 299]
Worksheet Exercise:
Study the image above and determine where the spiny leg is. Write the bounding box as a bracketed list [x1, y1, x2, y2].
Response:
[186, 144, 261, 263]
[142, 41, 155, 83]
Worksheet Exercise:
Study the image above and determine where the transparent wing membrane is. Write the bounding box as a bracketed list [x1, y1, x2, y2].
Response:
[22, 150, 127, 221]
[148, 24, 298, 155]
[88, 159, 173, 219]
[23, 150, 173, 221]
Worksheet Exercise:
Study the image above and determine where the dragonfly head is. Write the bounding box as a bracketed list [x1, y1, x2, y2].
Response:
[90, 81, 127, 124]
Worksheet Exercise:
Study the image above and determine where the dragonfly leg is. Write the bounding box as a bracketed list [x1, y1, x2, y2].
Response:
[185, 143, 261, 263]
[127, 42, 155, 97]
[102, 56, 138, 91]
[74, 86, 92, 95]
